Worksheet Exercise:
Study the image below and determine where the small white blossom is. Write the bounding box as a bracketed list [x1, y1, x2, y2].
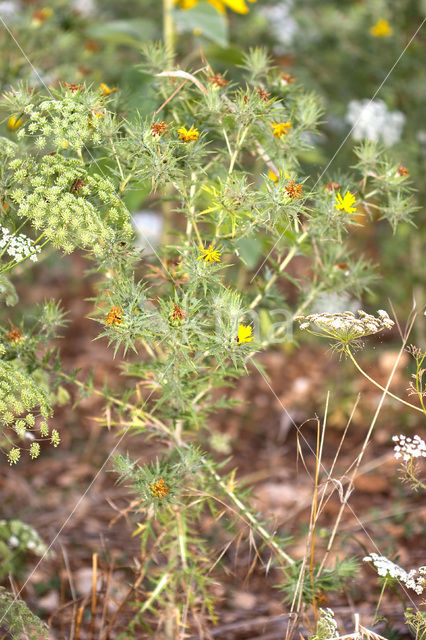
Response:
[0, 227, 41, 263]
[364, 553, 426, 594]
[393, 434, 426, 461]
[346, 99, 405, 147]
[8, 535, 19, 548]
[259, 0, 298, 48]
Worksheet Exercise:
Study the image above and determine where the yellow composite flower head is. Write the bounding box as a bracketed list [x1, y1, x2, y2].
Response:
[197, 244, 221, 263]
[8, 115, 23, 131]
[177, 0, 256, 14]
[268, 168, 290, 184]
[100, 83, 117, 96]
[334, 191, 357, 214]
[237, 324, 253, 344]
[271, 121, 291, 137]
[370, 19, 393, 37]
[178, 125, 200, 142]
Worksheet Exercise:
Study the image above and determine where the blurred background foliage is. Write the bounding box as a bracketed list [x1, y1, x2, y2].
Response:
[1, 0, 424, 322]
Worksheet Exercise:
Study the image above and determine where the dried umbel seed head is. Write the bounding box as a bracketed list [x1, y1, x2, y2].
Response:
[208, 73, 228, 88]
[295, 309, 394, 347]
[105, 305, 123, 326]
[151, 121, 168, 137]
[149, 478, 170, 499]
[406, 344, 425, 358]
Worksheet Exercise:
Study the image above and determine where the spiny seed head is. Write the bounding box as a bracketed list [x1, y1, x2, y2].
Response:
[151, 121, 168, 137]
[208, 73, 228, 88]
[5, 327, 23, 343]
[397, 165, 409, 176]
[258, 87, 271, 102]
[105, 305, 123, 326]
[170, 303, 188, 325]
[149, 478, 170, 499]
[284, 180, 303, 199]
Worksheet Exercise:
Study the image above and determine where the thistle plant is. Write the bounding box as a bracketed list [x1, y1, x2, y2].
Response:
[0, 39, 423, 637]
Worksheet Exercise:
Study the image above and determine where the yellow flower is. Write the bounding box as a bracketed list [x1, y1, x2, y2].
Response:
[236, 324, 253, 344]
[271, 122, 291, 137]
[268, 168, 290, 184]
[178, 125, 199, 142]
[32, 7, 53, 26]
[8, 116, 22, 131]
[99, 82, 117, 96]
[197, 244, 221, 263]
[334, 191, 357, 214]
[176, 0, 256, 14]
[370, 19, 393, 37]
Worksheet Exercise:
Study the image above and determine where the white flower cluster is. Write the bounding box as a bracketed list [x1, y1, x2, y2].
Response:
[259, 1, 298, 48]
[393, 434, 426, 462]
[0, 519, 48, 556]
[364, 553, 426, 594]
[295, 309, 394, 344]
[0, 226, 40, 263]
[345, 99, 406, 147]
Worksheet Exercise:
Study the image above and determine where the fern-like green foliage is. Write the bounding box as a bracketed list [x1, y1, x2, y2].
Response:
[0, 587, 48, 640]
[278, 557, 360, 606]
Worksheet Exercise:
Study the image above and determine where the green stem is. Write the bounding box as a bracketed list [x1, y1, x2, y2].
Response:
[373, 578, 388, 623]
[163, 0, 175, 59]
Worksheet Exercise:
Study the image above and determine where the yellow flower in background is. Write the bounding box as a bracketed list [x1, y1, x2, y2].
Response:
[334, 191, 357, 214]
[176, 0, 256, 14]
[236, 324, 253, 344]
[271, 121, 291, 137]
[197, 244, 221, 263]
[178, 125, 199, 142]
[100, 83, 117, 96]
[370, 19, 393, 37]
[7, 116, 22, 131]
[268, 168, 290, 184]
[32, 7, 53, 26]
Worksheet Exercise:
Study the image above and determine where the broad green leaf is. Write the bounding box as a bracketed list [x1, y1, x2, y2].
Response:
[237, 237, 263, 270]
[172, 4, 228, 47]
[85, 19, 157, 47]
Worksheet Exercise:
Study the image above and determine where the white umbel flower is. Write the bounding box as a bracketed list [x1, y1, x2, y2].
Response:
[295, 309, 394, 347]
[0, 227, 41, 263]
[346, 99, 405, 147]
[364, 553, 426, 594]
[392, 434, 426, 461]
